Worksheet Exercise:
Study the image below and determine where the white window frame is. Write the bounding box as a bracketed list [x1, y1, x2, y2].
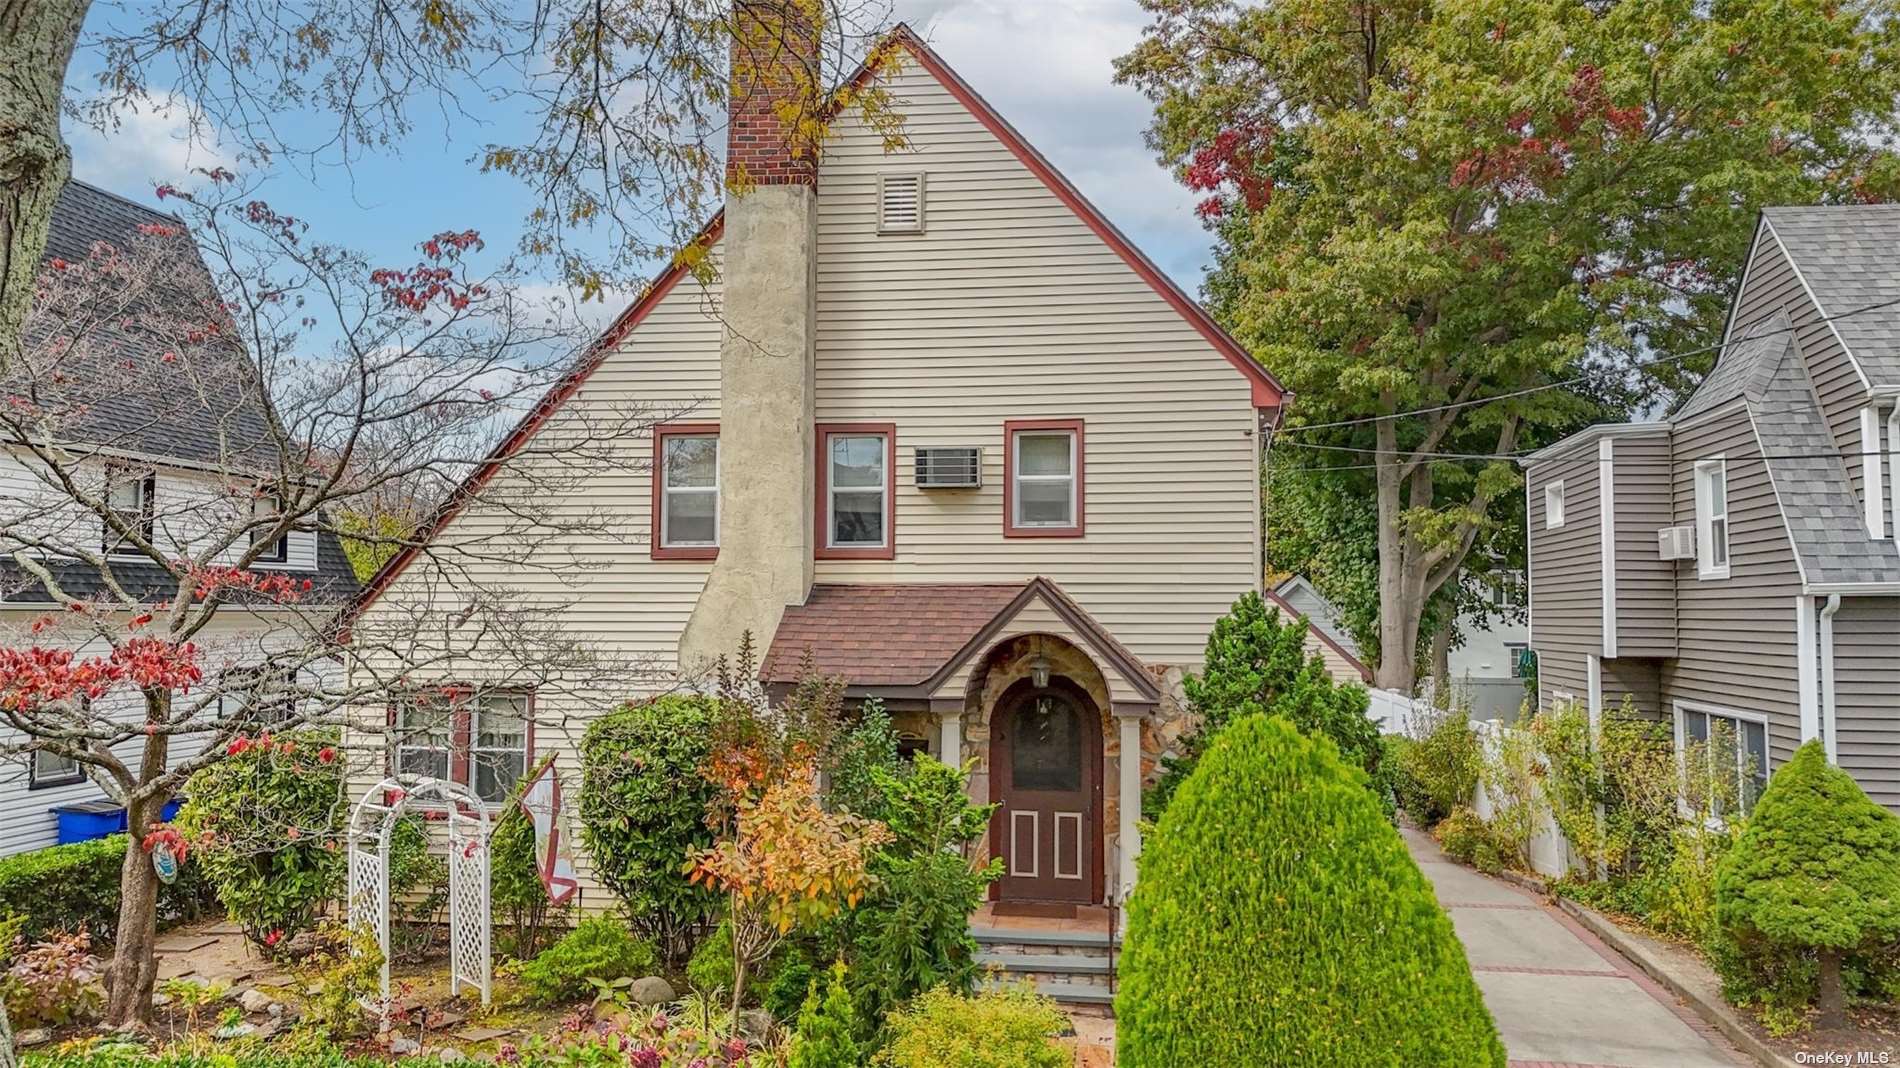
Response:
[1888, 406, 1900, 547]
[1544, 481, 1565, 529]
[1672, 700, 1770, 819]
[469, 692, 530, 805]
[1695, 457, 1730, 579]
[660, 433, 720, 549]
[29, 748, 83, 790]
[826, 432, 890, 549]
[251, 494, 290, 564]
[1011, 430, 1078, 530]
[394, 697, 453, 781]
[103, 467, 156, 557]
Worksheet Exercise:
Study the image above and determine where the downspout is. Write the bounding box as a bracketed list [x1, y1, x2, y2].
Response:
[1820, 594, 1841, 764]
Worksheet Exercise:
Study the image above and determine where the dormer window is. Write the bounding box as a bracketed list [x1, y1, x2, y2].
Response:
[103, 466, 156, 555]
[253, 495, 289, 564]
[877, 172, 926, 234]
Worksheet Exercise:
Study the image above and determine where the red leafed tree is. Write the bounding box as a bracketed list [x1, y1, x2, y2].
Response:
[0, 170, 677, 1028]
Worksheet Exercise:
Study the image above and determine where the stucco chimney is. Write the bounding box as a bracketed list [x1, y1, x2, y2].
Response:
[677, 1, 821, 673]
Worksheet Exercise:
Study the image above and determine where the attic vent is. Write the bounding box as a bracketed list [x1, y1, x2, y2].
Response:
[915, 446, 980, 488]
[878, 172, 926, 233]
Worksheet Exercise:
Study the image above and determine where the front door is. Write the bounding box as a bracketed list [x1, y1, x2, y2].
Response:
[992, 686, 1098, 904]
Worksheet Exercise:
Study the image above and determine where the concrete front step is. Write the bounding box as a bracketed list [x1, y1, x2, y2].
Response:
[979, 975, 1116, 1006]
[977, 951, 1112, 975]
[970, 927, 1119, 950]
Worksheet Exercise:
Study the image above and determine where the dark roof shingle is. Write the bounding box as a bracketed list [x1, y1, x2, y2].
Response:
[761, 583, 1026, 687]
[1761, 204, 1900, 387]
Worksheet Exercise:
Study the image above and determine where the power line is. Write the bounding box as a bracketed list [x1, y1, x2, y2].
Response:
[1275, 293, 1900, 435]
[1278, 438, 1900, 467]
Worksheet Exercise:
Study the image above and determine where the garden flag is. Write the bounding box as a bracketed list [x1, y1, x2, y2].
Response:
[517, 756, 580, 906]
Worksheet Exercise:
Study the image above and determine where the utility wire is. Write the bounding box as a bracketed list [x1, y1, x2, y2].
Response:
[1275, 293, 1900, 434]
[1279, 439, 1900, 464]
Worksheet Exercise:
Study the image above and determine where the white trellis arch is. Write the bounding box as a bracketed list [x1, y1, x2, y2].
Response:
[348, 777, 492, 1016]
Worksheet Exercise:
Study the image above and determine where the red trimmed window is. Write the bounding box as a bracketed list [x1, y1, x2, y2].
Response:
[389, 689, 533, 805]
[1004, 419, 1085, 537]
[652, 423, 720, 560]
[816, 423, 896, 560]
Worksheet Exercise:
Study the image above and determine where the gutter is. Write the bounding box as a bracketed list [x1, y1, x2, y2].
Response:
[1820, 594, 1841, 764]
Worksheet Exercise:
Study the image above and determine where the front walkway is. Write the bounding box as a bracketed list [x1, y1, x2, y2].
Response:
[1404, 827, 1748, 1068]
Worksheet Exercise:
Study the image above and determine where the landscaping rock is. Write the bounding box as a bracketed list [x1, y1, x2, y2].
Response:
[627, 976, 676, 1006]
[151, 991, 173, 1008]
[390, 1035, 422, 1056]
[237, 988, 278, 1015]
[738, 1009, 773, 1042]
[213, 1022, 257, 1041]
[16, 1029, 50, 1047]
[255, 1017, 284, 1041]
[439, 1049, 467, 1065]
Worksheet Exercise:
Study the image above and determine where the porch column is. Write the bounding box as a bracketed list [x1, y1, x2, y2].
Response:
[1117, 709, 1143, 903]
[939, 708, 962, 767]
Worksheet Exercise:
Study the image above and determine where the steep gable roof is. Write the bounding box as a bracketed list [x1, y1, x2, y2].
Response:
[353, 24, 1283, 618]
[1760, 205, 1900, 387]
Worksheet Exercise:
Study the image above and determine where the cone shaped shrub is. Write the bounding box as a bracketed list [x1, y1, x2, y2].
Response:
[1715, 740, 1900, 1028]
[1116, 713, 1504, 1066]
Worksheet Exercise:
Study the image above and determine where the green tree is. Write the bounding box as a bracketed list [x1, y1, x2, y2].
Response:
[1118, 0, 1900, 692]
[491, 755, 572, 959]
[578, 695, 722, 967]
[1148, 591, 1386, 818]
[1118, 714, 1504, 1065]
[789, 962, 865, 1068]
[1715, 741, 1900, 1030]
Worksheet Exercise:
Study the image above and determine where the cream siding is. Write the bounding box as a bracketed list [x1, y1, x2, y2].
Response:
[811, 65, 1262, 671]
[1659, 406, 1804, 765]
[345, 55, 1267, 904]
[1261, 598, 1367, 686]
[929, 594, 1149, 705]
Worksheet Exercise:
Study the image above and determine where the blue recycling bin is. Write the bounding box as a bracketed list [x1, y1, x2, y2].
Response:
[50, 797, 185, 844]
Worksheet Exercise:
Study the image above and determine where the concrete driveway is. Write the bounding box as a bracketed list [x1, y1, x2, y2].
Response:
[1403, 827, 1748, 1068]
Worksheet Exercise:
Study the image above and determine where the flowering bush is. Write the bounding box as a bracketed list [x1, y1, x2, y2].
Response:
[500, 1010, 757, 1067]
[2, 928, 103, 1028]
[177, 729, 347, 952]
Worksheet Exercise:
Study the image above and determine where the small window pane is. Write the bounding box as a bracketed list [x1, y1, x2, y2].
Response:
[665, 490, 717, 546]
[1685, 711, 1709, 744]
[477, 696, 527, 749]
[1707, 468, 1726, 513]
[1710, 518, 1728, 567]
[832, 490, 885, 545]
[1018, 479, 1073, 526]
[473, 695, 529, 804]
[33, 750, 79, 785]
[1018, 433, 1072, 476]
[1011, 696, 1082, 792]
[475, 756, 524, 804]
[829, 436, 885, 488]
[664, 436, 717, 488]
[400, 748, 450, 780]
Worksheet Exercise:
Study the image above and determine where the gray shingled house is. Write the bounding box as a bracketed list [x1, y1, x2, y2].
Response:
[1522, 205, 1900, 813]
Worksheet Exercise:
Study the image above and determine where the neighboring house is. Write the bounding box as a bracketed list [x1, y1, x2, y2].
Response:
[1523, 205, 1900, 813]
[0, 180, 359, 855]
[1444, 574, 1530, 721]
[347, 20, 1287, 914]
[1266, 574, 1527, 718]
[1263, 576, 1373, 685]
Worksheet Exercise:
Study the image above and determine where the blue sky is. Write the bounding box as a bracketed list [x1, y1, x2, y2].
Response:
[65, 0, 1214, 323]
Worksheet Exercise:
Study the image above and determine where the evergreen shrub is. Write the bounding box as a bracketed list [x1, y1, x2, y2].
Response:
[1117, 714, 1505, 1066]
[514, 915, 658, 1006]
[1715, 740, 1900, 1030]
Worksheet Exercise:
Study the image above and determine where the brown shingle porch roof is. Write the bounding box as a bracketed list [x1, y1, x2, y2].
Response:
[761, 583, 1026, 687]
[759, 578, 1161, 703]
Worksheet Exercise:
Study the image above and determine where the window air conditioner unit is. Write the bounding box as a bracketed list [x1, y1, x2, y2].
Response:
[1658, 525, 1696, 561]
[915, 447, 981, 489]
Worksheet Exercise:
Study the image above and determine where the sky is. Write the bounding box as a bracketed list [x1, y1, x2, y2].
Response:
[63, 0, 1214, 326]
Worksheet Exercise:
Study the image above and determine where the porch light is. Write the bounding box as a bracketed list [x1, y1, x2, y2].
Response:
[1029, 653, 1052, 689]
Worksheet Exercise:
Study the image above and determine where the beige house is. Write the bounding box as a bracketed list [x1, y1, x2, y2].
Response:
[1524, 205, 1900, 814]
[347, 20, 1286, 916]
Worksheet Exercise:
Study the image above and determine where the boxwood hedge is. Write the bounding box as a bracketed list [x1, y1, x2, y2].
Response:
[0, 834, 216, 944]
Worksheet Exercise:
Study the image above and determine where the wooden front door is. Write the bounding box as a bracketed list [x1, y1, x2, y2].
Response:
[992, 684, 1100, 904]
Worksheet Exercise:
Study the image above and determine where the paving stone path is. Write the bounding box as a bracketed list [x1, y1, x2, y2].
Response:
[1404, 826, 1749, 1068]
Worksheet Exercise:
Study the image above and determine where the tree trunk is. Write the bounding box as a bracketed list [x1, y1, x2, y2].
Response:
[1373, 408, 1421, 692]
[1816, 947, 1849, 1031]
[104, 697, 169, 1030]
[103, 792, 162, 1029]
[0, 0, 91, 371]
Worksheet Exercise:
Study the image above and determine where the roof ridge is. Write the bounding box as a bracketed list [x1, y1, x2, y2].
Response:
[65, 178, 181, 222]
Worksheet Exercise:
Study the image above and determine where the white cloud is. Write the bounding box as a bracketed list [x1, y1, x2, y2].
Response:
[892, 0, 1213, 287]
[66, 95, 233, 197]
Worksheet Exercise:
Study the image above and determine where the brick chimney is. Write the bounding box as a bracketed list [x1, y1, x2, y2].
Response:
[678, 0, 822, 673]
